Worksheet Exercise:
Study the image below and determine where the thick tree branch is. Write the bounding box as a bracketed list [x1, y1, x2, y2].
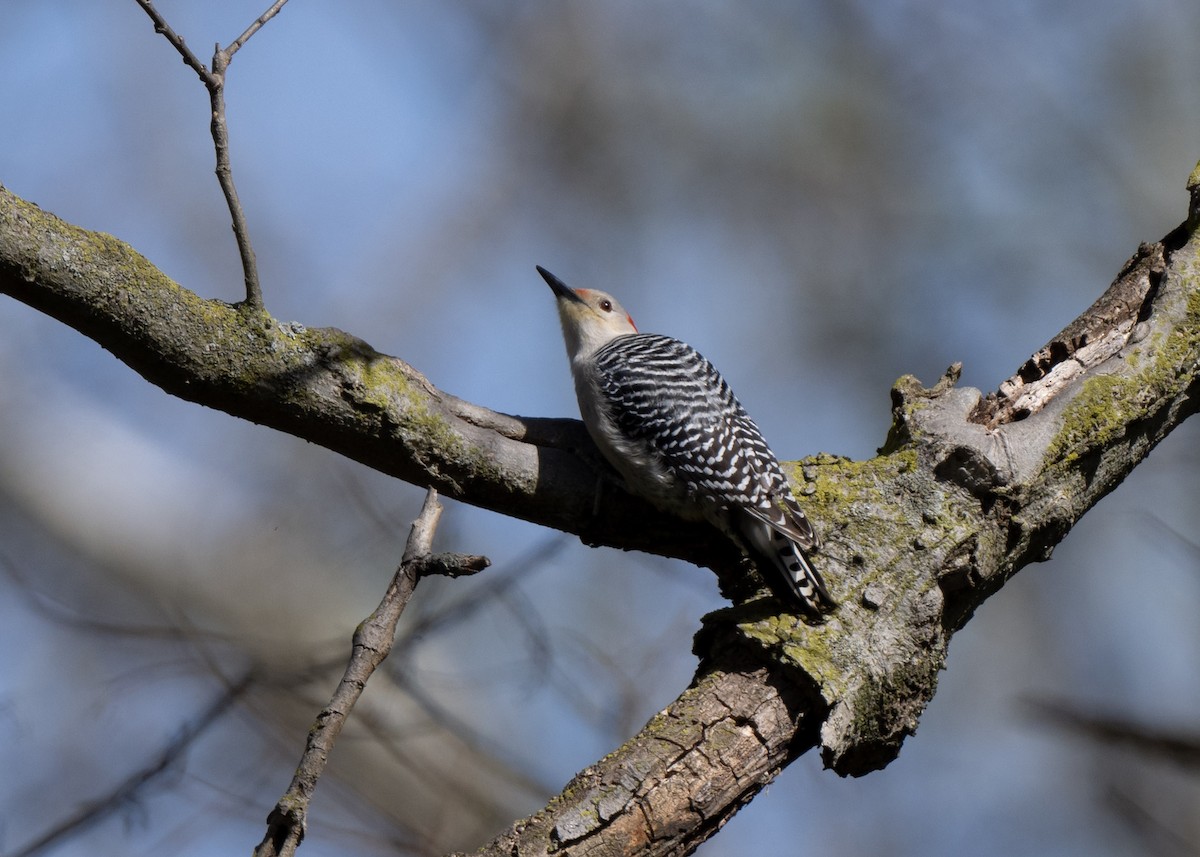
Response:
[3, 176, 1200, 856]
[464, 196, 1200, 854]
[0, 184, 722, 569]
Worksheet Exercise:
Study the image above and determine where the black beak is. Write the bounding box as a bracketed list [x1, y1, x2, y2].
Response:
[537, 265, 585, 304]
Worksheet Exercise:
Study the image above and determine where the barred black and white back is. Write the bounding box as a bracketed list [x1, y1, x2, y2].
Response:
[582, 333, 836, 616]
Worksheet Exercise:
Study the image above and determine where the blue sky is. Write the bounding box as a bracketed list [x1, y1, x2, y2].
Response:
[4, 3, 1200, 856]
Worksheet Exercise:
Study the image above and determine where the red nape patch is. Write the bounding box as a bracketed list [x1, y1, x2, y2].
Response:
[626, 314, 638, 331]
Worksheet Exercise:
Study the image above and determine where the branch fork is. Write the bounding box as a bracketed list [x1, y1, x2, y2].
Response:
[133, 0, 291, 310]
[254, 488, 489, 857]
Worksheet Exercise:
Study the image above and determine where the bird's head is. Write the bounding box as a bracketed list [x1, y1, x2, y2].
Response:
[537, 266, 638, 362]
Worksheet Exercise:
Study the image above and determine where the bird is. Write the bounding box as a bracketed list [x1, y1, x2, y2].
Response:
[538, 265, 836, 616]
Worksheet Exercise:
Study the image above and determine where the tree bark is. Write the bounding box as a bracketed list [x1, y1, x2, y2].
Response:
[4, 177, 1200, 855]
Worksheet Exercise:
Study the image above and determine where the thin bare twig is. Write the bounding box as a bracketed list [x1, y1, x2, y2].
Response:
[227, 0, 291, 59]
[132, 0, 292, 311]
[204, 60, 262, 310]
[253, 488, 489, 857]
[131, 0, 210, 82]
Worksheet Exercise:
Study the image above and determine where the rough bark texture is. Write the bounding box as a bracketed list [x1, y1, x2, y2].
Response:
[0, 184, 725, 569]
[4, 178, 1200, 856]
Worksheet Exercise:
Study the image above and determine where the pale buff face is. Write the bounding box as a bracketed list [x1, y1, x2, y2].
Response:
[552, 286, 638, 363]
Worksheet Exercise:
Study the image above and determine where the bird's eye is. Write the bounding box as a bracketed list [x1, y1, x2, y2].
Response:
[599, 299, 613, 312]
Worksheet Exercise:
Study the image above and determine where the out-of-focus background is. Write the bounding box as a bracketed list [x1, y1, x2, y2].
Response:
[4, 3, 1200, 855]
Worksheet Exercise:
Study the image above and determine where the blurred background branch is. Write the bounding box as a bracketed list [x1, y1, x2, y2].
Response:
[4, 3, 1200, 856]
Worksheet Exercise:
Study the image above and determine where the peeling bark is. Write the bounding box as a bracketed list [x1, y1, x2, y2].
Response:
[4, 178, 1200, 856]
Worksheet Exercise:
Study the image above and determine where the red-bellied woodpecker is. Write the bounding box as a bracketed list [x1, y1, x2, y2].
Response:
[538, 265, 836, 616]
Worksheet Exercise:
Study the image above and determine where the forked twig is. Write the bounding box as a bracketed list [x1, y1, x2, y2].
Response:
[253, 488, 489, 857]
[132, 0, 291, 311]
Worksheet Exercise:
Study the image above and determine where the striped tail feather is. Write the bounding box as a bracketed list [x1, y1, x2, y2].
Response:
[742, 514, 837, 617]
